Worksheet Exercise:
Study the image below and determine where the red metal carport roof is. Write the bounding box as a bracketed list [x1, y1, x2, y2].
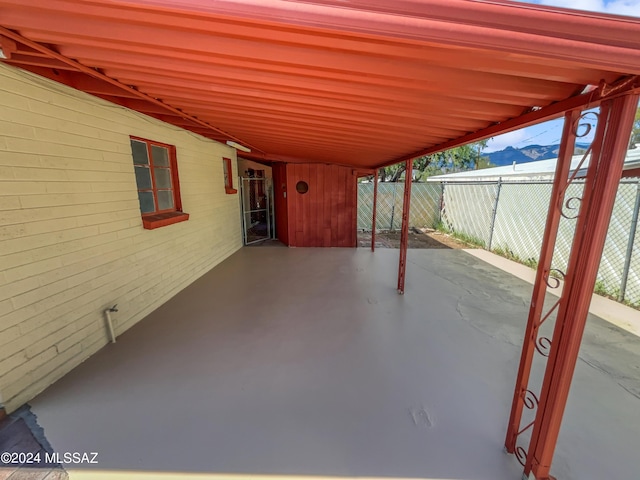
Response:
[1, 0, 639, 169]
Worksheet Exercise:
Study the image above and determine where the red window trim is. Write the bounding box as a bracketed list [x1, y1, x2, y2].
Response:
[142, 212, 190, 230]
[130, 136, 189, 230]
[223, 157, 237, 194]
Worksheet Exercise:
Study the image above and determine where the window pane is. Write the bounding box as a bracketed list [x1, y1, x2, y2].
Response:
[223, 159, 231, 188]
[157, 190, 174, 210]
[131, 140, 149, 165]
[138, 191, 155, 213]
[154, 168, 172, 189]
[134, 166, 152, 190]
[151, 145, 169, 167]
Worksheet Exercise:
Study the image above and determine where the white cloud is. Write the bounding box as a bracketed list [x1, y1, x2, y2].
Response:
[485, 130, 529, 152]
[524, 0, 640, 16]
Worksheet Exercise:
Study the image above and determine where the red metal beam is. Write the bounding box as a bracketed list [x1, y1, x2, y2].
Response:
[84, 94, 225, 142]
[92, 96, 186, 116]
[371, 170, 378, 252]
[0, 26, 264, 154]
[11, 44, 50, 57]
[5, 53, 76, 70]
[524, 93, 639, 480]
[0, 35, 18, 58]
[12, 66, 146, 100]
[66, 74, 148, 98]
[397, 160, 413, 294]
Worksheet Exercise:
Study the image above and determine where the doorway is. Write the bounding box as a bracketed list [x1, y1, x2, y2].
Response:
[240, 176, 274, 245]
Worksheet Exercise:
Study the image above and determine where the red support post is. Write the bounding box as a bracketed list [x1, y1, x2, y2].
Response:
[397, 159, 413, 294]
[372, 170, 378, 252]
[525, 94, 639, 480]
[505, 109, 580, 454]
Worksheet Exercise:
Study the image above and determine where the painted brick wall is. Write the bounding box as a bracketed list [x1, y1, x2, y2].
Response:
[0, 64, 243, 412]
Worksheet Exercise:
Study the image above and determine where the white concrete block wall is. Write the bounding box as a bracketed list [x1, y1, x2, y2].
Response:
[0, 63, 243, 412]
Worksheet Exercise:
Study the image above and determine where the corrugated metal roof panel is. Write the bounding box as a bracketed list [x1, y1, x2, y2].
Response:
[1, 0, 639, 168]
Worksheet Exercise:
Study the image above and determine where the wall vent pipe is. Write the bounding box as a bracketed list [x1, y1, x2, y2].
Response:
[104, 305, 118, 343]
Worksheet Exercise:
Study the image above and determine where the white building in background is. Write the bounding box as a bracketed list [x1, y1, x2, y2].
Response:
[427, 146, 640, 183]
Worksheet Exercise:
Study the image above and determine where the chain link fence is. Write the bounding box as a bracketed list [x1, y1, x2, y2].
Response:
[357, 178, 640, 306]
[440, 182, 499, 247]
[358, 182, 442, 232]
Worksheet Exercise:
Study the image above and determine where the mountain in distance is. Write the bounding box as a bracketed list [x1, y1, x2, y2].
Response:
[485, 142, 590, 167]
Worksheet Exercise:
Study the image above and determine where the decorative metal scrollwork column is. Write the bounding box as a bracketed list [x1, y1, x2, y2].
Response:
[504, 109, 583, 465]
[505, 93, 639, 480]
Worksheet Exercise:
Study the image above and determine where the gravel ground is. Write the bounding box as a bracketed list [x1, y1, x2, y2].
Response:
[358, 228, 471, 249]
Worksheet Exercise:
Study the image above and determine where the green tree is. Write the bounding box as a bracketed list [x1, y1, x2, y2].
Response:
[377, 163, 405, 182]
[376, 140, 491, 182]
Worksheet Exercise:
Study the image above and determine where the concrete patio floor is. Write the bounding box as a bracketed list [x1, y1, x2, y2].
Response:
[27, 248, 640, 480]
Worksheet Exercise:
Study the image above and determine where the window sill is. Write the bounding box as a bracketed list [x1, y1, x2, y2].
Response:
[142, 211, 190, 230]
[225, 187, 238, 194]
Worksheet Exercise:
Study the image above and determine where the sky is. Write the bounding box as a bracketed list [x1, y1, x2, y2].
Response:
[484, 0, 640, 152]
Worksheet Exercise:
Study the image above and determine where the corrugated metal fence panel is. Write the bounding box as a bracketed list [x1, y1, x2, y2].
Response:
[441, 182, 498, 247]
[357, 182, 441, 231]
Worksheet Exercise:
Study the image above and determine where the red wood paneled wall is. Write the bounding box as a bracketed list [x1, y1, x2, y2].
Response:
[272, 163, 289, 245]
[284, 163, 357, 247]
